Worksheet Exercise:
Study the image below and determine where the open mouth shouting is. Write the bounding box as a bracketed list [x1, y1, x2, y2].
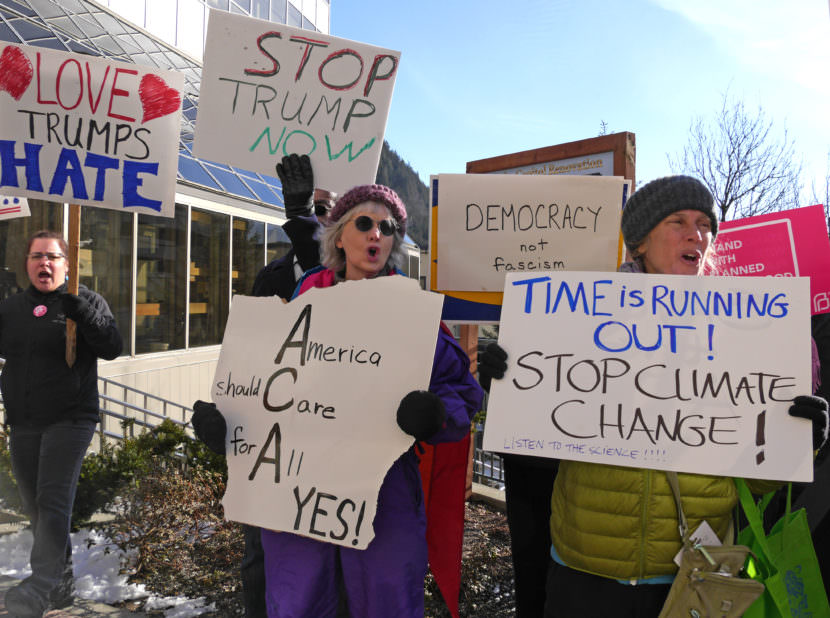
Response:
[681, 251, 701, 268]
[38, 268, 53, 285]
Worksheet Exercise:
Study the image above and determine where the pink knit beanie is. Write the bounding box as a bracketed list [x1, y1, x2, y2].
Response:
[328, 184, 407, 236]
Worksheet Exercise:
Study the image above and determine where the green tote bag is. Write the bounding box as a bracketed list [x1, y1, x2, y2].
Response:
[736, 479, 830, 617]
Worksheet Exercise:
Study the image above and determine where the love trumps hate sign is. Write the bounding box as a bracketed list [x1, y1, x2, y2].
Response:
[194, 10, 400, 196]
[214, 277, 443, 549]
[0, 44, 183, 217]
[482, 272, 815, 482]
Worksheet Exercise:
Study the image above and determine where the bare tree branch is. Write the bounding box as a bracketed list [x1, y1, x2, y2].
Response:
[668, 91, 803, 221]
[810, 152, 830, 222]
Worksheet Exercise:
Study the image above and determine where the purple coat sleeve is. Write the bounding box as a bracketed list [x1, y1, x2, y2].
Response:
[425, 327, 484, 445]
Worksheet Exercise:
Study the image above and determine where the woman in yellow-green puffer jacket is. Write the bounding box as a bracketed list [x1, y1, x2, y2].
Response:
[478, 175, 828, 618]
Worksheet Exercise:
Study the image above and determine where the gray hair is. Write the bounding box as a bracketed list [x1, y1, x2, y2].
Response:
[320, 204, 407, 275]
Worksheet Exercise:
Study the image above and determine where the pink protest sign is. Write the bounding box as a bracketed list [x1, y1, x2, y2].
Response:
[710, 204, 830, 314]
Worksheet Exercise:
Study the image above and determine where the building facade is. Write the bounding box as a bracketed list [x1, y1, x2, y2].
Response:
[0, 0, 418, 412]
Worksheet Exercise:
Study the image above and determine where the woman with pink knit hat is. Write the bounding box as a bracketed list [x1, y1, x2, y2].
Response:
[257, 184, 483, 617]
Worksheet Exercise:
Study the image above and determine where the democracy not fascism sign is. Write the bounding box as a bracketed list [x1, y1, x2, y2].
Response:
[482, 271, 814, 482]
[194, 10, 400, 196]
[434, 174, 626, 293]
[0, 44, 183, 217]
[214, 276, 442, 549]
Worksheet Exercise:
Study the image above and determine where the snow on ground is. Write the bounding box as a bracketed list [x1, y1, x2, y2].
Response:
[0, 528, 215, 616]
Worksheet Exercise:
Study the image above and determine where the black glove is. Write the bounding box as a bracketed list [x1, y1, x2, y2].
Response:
[192, 400, 227, 455]
[276, 154, 314, 218]
[396, 390, 446, 442]
[478, 342, 508, 392]
[59, 292, 93, 323]
[789, 395, 829, 451]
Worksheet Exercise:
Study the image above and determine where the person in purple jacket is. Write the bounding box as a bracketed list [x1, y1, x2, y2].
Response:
[194, 184, 483, 617]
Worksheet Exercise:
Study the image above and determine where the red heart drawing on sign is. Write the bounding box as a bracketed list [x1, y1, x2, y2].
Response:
[139, 73, 181, 123]
[0, 45, 33, 101]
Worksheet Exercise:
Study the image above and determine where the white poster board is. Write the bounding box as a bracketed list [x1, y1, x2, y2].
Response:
[435, 174, 626, 292]
[194, 10, 400, 196]
[215, 277, 443, 549]
[0, 44, 183, 217]
[0, 195, 29, 220]
[482, 271, 814, 482]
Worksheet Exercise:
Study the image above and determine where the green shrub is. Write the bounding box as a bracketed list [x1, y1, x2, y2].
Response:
[72, 418, 226, 528]
[0, 418, 226, 526]
[101, 459, 244, 614]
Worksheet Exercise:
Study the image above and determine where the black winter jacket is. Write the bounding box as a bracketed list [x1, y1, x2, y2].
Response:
[0, 283, 123, 426]
[251, 214, 322, 300]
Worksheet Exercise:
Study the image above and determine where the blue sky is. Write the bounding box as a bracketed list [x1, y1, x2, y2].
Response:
[333, 0, 829, 199]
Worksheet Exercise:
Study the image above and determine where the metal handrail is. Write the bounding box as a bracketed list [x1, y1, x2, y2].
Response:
[95, 377, 193, 448]
[472, 427, 505, 489]
[0, 370, 193, 449]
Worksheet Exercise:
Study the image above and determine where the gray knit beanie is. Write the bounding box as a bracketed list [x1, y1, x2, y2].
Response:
[621, 175, 718, 252]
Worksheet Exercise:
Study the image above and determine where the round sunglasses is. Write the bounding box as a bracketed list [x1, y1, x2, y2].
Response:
[352, 215, 398, 237]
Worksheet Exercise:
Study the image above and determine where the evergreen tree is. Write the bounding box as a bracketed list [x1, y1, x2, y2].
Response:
[376, 141, 429, 248]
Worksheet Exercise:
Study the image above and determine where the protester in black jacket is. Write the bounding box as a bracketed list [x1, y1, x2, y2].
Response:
[1, 230, 122, 618]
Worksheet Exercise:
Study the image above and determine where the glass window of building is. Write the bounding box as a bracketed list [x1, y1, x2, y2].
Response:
[301, 0, 315, 24]
[207, 0, 230, 9]
[233, 218, 264, 297]
[316, 0, 329, 32]
[0, 200, 63, 302]
[287, 2, 302, 27]
[145, 0, 177, 48]
[271, 0, 286, 23]
[231, 0, 252, 14]
[136, 206, 188, 354]
[189, 208, 230, 347]
[408, 254, 420, 280]
[176, 0, 205, 59]
[266, 223, 291, 264]
[109, 0, 147, 29]
[79, 207, 133, 356]
[252, 0, 269, 19]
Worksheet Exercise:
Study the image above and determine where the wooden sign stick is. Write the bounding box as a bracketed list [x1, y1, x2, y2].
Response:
[66, 204, 81, 367]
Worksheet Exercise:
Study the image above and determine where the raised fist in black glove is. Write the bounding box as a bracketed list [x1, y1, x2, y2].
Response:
[276, 154, 314, 219]
[789, 394, 829, 451]
[397, 390, 446, 442]
[478, 342, 508, 392]
[192, 400, 227, 455]
[59, 292, 93, 323]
